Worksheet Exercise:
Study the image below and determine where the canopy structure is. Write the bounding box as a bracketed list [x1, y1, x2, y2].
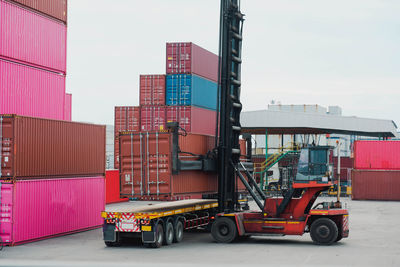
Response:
[240, 110, 398, 138]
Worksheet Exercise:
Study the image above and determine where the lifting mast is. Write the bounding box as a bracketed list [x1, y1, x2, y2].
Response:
[217, 0, 245, 213]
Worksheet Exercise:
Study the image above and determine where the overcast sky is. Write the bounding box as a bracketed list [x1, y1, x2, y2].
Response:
[66, 0, 400, 127]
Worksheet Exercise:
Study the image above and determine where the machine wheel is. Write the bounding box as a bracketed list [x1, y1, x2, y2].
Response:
[164, 222, 174, 245]
[173, 220, 184, 243]
[335, 232, 343, 242]
[104, 240, 121, 247]
[310, 218, 338, 245]
[147, 223, 164, 248]
[211, 217, 238, 243]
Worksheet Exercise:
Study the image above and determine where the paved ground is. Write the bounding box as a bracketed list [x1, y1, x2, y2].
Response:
[1, 197, 399, 267]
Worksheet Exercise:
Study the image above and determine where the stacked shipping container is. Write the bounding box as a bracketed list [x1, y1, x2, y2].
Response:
[0, 1, 106, 246]
[0, 115, 106, 245]
[0, 0, 71, 120]
[352, 141, 400, 201]
[113, 42, 221, 199]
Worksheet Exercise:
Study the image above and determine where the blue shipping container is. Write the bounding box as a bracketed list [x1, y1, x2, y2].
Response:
[166, 74, 217, 110]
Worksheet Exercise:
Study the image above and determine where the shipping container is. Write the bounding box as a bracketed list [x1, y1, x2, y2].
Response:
[0, 177, 104, 245]
[354, 141, 400, 170]
[140, 106, 166, 132]
[166, 42, 218, 83]
[105, 170, 128, 204]
[119, 132, 217, 200]
[0, 115, 106, 179]
[166, 106, 216, 136]
[6, 0, 67, 24]
[64, 93, 72, 121]
[140, 75, 166, 106]
[114, 106, 140, 169]
[352, 170, 400, 201]
[0, 59, 65, 120]
[166, 74, 218, 110]
[0, 0, 67, 73]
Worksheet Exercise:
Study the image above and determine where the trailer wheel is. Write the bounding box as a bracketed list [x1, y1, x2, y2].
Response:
[211, 217, 238, 243]
[174, 220, 184, 243]
[147, 223, 164, 248]
[164, 222, 174, 245]
[310, 218, 338, 245]
[105, 241, 121, 247]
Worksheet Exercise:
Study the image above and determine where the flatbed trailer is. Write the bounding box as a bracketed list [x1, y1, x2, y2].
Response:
[101, 199, 218, 248]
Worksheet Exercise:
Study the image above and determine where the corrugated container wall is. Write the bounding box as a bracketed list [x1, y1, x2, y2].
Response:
[0, 59, 65, 120]
[166, 42, 218, 83]
[114, 106, 140, 169]
[6, 0, 67, 23]
[64, 93, 72, 121]
[105, 170, 128, 204]
[0, 0, 67, 73]
[140, 75, 166, 106]
[0, 177, 104, 245]
[0, 115, 106, 179]
[352, 170, 400, 201]
[166, 106, 216, 136]
[354, 141, 400, 170]
[119, 132, 217, 200]
[166, 74, 218, 110]
[140, 106, 166, 132]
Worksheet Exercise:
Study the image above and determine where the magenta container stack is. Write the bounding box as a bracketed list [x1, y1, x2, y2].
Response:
[114, 42, 219, 169]
[0, 0, 105, 246]
[0, 0, 71, 120]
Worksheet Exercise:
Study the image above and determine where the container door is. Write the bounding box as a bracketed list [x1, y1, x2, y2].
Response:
[166, 75, 179, 106]
[0, 183, 13, 244]
[153, 75, 166, 106]
[145, 133, 171, 196]
[178, 75, 192, 106]
[0, 116, 14, 178]
[120, 134, 146, 197]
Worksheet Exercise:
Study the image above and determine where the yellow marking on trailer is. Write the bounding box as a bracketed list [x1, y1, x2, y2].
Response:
[244, 220, 263, 224]
[310, 211, 328, 215]
[212, 203, 218, 208]
[287, 222, 300, 224]
[195, 205, 202, 210]
[163, 211, 173, 216]
[141, 226, 152, 232]
[222, 214, 236, 217]
[174, 209, 184, 214]
[204, 204, 211, 209]
[185, 207, 194, 212]
[101, 212, 107, 218]
[264, 221, 286, 224]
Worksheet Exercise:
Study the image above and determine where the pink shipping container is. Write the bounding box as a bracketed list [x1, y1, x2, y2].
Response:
[166, 42, 219, 83]
[0, 59, 65, 120]
[64, 93, 72, 121]
[354, 141, 400, 170]
[0, 0, 67, 73]
[166, 106, 216, 136]
[140, 75, 166, 106]
[140, 106, 166, 132]
[352, 170, 400, 201]
[0, 177, 105, 245]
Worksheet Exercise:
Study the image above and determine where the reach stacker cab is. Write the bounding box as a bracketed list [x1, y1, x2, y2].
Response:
[211, 146, 349, 245]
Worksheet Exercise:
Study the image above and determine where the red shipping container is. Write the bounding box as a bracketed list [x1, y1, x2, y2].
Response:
[114, 106, 140, 169]
[140, 106, 166, 132]
[352, 170, 400, 201]
[119, 132, 217, 200]
[105, 170, 128, 204]
[7, 0, 67, 24]
[354, 141, 400, 170]
[332, 157, 354, 183]
[166, 42, 219, 83]
[0, 0, 67, 73]
[0, 177, 104, 246]
[0, 114, 106, 179]
[0, 59, 65, 120]
[64, 93, 72, 121]
[140, 75, 166, 106]
[166, 106, 216, 136]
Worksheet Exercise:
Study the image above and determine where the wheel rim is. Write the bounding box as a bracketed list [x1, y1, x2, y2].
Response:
[177, 224, 183, 239]
[219, 224, 229, 236]
[157, 228, 163, 243]
[317, 225, 330, 239]
[168, 227, 173, 241]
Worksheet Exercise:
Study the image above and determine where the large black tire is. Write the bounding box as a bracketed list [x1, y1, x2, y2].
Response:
[147, 223, 164, 248]
[335, 232, 343, 242]
[173, 220, 184, 243]
[164, 222, 174, 245]
[211, 217, 238, 243]
[104, 233, 121, 247]
[310, 218, 338, 245]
